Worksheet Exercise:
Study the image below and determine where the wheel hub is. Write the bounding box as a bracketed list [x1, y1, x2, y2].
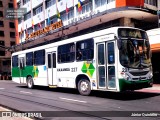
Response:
[81, 81, 88, 92]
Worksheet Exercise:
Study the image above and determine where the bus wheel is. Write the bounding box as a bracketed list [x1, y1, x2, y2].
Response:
[27, 76, 34, 89]
[78, 79, 91, 96]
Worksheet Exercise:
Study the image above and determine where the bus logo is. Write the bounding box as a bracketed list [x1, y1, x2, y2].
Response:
[81, 62, 95, 78]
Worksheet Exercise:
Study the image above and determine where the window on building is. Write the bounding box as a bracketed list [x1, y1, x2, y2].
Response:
[10, 41, 15, 46]
[34, 49, 45, 65]
[24, 12, 31, 20]
[81, 2, 91, 14]
[35, 24, 39, 31]
[76, 39, 94, 61]
[58, 43, 75, 63]
[17, 2, 20, 8]
[18, 18, 22, 24]
[46, 0, 56, 8]
[3, 60, 11, 66]
[0, 11, 3, 17]
[41, 21, 45, 28]
[0, 31, 4, 36]
[0, 1, 3, 7]
[144, 0, 157, 6]
[8, 3, 13, 8]
[0, 41, 5, 56]
[26, 52, 33, 66]
[95, 0, 107, 8]
[27, 28, 33, 35]
[0, 40, 4, 46]
[108, 0, 115, 3]
[23, 0, 30, 5]
[61, 13, 67, 22]
[10, 32, 15, 38]
[50, 17, 57, 24]
[33, 5, 43, 15]
[68, 9, 74, 20]
[35, 21, 45, 31]
[0, 21, 4, 27]
[9, 22, 15, 28]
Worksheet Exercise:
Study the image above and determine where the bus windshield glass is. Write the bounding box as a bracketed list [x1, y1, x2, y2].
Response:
[118, 28, 151, 69]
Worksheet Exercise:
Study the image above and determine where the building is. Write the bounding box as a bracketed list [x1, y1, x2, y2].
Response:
[14, 0, 158, 49]
[14, 0, 158, 82]
[147, 28, 160, 83]
[145, 0, 160, 84]
[0, 0, 16, 76]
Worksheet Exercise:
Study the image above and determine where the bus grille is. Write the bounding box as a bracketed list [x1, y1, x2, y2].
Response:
[132, 77, 146, 80]
[130, 71, 149, 76]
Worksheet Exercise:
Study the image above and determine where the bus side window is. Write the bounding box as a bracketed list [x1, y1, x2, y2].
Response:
[76, 39, 94, 61]
[58, 43, 75, 63]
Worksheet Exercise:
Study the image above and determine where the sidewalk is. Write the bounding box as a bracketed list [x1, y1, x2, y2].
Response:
[136, 84, 160, 93]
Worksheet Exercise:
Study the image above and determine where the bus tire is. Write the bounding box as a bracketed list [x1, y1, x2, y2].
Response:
[78, 79, 91, 96]
[27, 76, 34, 89]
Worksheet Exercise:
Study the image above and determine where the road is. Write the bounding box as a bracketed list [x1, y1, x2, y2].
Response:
[0, 80, 160, 120]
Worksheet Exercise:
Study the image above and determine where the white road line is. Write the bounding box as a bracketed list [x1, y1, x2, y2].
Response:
[0, 88, 5, 90]
[59, 97, 87, 103]
[20, 91, 32, 94]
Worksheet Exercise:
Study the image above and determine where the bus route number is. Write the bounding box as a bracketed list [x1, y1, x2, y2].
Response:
[71, 67, 77, 72]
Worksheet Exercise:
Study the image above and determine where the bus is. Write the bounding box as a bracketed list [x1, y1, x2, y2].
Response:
[11, 27, 153, 95]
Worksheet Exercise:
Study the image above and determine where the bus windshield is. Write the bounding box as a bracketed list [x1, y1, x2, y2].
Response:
[118, 28, 151, 69]
[119, 38, 151, 69]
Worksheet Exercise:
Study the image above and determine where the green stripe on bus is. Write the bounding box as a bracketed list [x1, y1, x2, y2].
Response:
[12, 66, 38, 77]
[119, 79, 153, 91]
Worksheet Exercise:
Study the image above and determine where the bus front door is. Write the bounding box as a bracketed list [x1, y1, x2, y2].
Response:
[47, 52, 57, 86]
[97, 41, 117, 90]
[18, 57, 25, 83]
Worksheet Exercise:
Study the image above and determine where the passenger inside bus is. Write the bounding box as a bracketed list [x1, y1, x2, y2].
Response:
[77, 51, 82, 60]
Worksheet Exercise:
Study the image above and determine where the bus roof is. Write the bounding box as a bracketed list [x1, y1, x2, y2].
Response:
[12, 26, 144, 56]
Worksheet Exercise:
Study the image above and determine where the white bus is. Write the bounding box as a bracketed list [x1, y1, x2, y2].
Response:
[12, 27, 153, 95]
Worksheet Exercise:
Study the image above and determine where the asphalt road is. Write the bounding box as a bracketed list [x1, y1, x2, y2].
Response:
[0, 80, 160, 120]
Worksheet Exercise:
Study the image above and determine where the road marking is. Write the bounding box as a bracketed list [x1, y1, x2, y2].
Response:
[59, 97, 87, 103]
[20, 91, 32, 94]
[0, 88, 5, 90]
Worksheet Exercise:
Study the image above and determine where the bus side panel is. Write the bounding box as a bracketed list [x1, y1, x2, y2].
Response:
[12, 67, 20, 77]
[32, 65, 48, 86]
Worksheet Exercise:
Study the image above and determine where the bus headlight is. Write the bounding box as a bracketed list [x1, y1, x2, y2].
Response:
[120, 72, 132, 80]
[147, 72, 153, 79]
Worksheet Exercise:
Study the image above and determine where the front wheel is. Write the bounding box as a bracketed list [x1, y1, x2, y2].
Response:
[78, 79, 91, 96]
[27, 76, 34, 89]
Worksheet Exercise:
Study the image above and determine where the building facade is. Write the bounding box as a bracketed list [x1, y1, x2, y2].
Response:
[14, 0, 158, 48]
[0, 0, 16, 75]
[14, 0, 158, 83]
[146, 0, 160, 84]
